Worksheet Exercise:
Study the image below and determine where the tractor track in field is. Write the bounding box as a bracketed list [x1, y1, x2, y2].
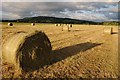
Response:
[49, 28, 101, 42]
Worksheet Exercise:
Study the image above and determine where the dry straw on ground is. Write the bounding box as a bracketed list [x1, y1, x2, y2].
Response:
[8, 23, 13, 26]
[103, 27, 113, 34]
[2, 31, 52, 71]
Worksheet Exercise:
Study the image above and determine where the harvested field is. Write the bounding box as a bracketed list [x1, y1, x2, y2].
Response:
[1, 23, 118, 78]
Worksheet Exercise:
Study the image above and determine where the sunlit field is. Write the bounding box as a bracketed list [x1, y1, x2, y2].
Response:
[1, 22, 118, 78]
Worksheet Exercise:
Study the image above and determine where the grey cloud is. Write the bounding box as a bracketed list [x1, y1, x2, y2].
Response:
[1, 2, 119, 22]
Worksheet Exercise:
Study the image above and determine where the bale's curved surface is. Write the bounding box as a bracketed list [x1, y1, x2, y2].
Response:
[3, 31, 52, 70]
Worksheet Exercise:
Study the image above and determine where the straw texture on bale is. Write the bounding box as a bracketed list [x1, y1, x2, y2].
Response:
[3, 31, 52, 70]
[104, 27, 112, 34]
[31, 23, 35, 26]
[8, 23, 13, 26]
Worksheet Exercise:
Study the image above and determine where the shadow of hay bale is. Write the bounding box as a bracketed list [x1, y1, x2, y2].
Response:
[50, 42, 102, 64]
[3, 31, 52, 71]
[112, 32, 118, 34]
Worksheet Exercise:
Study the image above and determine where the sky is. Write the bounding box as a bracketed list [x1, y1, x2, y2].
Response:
[1, 0, 120, 22]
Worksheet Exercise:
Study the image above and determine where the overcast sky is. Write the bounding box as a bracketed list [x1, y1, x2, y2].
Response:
[1, 1, 120, 22]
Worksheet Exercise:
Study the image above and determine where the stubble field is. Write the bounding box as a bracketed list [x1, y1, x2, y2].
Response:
[1, 23, 118, 78]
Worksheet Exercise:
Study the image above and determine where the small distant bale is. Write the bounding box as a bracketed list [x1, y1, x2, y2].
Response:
[31, 23, 35, 26]
[61, 24, 72, 31]
[69, 24, 72, 27]
[58, 24, 61, 26]
[104, 27, 113, 34]
[8, 23, 13, 26]
[3, 31, 52, 71]
[55, 24, 58, 26]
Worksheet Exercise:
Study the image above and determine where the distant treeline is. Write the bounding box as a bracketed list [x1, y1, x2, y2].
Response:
[1, 16, 120, 26]
[99, 21, 119, 26]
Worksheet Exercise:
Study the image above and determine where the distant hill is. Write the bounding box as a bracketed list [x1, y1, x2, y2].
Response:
[1, 16, 119, 25]
[17, 16, 98, 24]
[2, 16, 97, 24]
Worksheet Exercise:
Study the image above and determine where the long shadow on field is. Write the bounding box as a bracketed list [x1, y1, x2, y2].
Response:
[50, 42, 102, 64]
[112, 32, 118, 34]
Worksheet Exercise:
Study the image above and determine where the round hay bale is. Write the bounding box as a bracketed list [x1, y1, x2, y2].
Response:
[55, 24, 58, 26]
[58, 24, 61, 26]
[69, 24, 72, 27]
[8, 23, 13, 26]
[104, 27, 113, 34]
[31, 23, 35, 26]
[3, 31, 52, 70]
[60, 24, 62, 26]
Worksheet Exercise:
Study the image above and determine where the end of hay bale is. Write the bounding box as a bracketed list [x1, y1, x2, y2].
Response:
[8, 23, 13, 26]
[3, 31, 52, 71]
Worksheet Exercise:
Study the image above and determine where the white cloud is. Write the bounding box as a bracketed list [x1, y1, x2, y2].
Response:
[59, 9, 110, 21]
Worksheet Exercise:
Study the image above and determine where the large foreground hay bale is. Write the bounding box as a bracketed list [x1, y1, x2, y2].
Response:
[3, 31, 52, 70]
[104, 27, 113, 34]
[8, 23, 13, 26]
